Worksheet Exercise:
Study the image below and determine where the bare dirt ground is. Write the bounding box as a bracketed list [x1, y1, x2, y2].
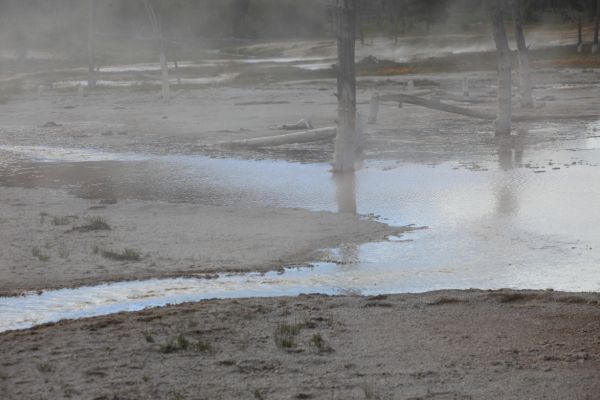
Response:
[0, 186, 398, 296]
[1, 290, 599, 400]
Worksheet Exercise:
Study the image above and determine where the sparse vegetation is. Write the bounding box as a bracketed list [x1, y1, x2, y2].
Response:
[308, 333, 333, 354]
[157, 333, 212, 354]
[143, 331, 155, 343]
[253, 389, 265, 400]
[51, 216, 72, 226]
[36, 362, 54, 373]
[159, 334, 189, 354]
[427, 296, 464, 305]
[100, 248, 141, 262]
[57, 247, 70, 259]
[73, 217, 111, 232]
[193, 339, 213, 353]
[488, 292, 543, 303]
[169, 391, 185, 400]
[274, 324, 297, 349]
[362, 384, 380, 400]
[31, 247, 50, 262]
[273, 319, 311, 349]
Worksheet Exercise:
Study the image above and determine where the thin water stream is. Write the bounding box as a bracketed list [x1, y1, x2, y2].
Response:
[1, 122, 600, 331]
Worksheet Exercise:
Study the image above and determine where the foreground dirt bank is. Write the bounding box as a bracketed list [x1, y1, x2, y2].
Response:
[0, 289, 598, 399]
[0, 187, 399, 296]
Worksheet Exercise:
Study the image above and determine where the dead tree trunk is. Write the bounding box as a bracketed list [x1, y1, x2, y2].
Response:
[158, 23, 170, 100]
[333, 0, 358, 173]
[593, 0, 600, 53]
[577, 13, 583, 52]
[357, 0, 365, 45]
[87, 0, 96, 90]
[489, 0, 512, 136]
[510, 0, 533, 108]
[334, 171, 357, 214]
[143, 0, 170, 100]
[218, 127, 337, 149]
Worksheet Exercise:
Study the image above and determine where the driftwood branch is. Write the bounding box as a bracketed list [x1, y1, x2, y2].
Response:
[380, 93, 599, 123]
[217, 127, 337, 149]
[380, 93, 496, 120]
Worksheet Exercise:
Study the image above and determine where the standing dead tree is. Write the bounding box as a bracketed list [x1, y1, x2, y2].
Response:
[510, 0, 533, 109]
[143, 0, 170, 100]
[489, 0, 512, 136]
[577, 11, 584, 52]
[593, 0, 600, 53]
[87, 0, 96, 90]
[333, 0, 358, 173]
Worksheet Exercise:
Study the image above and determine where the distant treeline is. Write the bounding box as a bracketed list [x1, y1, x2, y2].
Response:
[0, 0, 598, 47]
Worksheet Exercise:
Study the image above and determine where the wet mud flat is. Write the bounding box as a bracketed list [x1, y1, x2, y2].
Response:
[1, 290, 599, 399]
[0, 66, 598, 163]
[0, 59, 599, 398]
[0, 186, 397, 296]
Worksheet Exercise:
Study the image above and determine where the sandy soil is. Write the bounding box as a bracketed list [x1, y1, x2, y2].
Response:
[1, 289, 599, 399]
[0, 186, 399, 296]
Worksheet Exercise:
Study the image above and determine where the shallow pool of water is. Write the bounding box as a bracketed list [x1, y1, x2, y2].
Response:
[1, 122, 600, 331]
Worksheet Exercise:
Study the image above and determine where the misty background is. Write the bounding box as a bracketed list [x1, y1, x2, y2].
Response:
[0, 0, 597, 71]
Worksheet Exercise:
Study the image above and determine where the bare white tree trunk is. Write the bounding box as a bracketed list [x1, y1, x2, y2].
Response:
[333, 0, 358, 173]
[87, 0, 96, 90]
[489, 0, 512, 136]
[510, 0, 533, 108]
[144, 0, 170, 100]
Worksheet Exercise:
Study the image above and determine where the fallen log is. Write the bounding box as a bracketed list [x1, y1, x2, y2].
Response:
[435, 89, 483, 104]
[270, 119, 313, 131]
[380, 93, 496, 120]
[513, 114, 600, 122]
[216, 127, 337, 149]
[380, 93, 600, 123]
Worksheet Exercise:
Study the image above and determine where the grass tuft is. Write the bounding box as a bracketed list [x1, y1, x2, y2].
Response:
[51, 216, 72, 226]
[193, 339, 213, 353]
[143, 331, 155, 343]
[308, 333, 334, 354]
[274, 322, 303, 349]
[31, 247, 50, 262]
[36, 363, 54, 373]
[100, 248, 141, 262]
[73, 217, 111, 232]
[159, 334, 192, 354]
